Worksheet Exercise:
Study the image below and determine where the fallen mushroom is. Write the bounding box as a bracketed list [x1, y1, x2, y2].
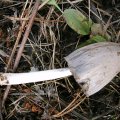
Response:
[0, 42, 120, 96]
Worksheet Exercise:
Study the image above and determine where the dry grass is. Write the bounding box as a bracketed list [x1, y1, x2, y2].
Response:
[0, 0, 120, 119]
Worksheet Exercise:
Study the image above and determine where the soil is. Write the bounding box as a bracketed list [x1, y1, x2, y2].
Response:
[0, 0, 120, 120]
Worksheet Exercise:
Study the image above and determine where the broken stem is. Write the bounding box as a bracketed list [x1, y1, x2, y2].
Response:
[0, 68, 72, 85]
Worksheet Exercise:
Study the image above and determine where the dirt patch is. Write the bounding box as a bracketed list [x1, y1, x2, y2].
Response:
[0, 0, 120, 119]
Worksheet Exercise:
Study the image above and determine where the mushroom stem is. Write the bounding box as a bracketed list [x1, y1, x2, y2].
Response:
[0, 68, 72, 85]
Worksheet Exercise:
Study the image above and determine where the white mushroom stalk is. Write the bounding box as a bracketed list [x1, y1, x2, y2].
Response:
[0, 68, 72, 85]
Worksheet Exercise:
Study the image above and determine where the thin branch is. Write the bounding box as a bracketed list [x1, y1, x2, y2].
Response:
[13, 0, 40, 71]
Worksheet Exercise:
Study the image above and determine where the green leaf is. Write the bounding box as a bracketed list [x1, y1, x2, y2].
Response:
[91, 23, 111, 40]
[63, 9, 92, 35]
[90, 35, 107, 42]
[78, 35, 107, 48]
[42, 0, 62, 12]
[91, 23, 103, 35]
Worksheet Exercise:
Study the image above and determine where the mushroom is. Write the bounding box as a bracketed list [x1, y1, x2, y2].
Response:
[0, 42, 120, 96]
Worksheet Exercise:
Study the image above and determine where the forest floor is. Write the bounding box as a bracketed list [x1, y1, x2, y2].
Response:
[0, 0, 120, 119]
